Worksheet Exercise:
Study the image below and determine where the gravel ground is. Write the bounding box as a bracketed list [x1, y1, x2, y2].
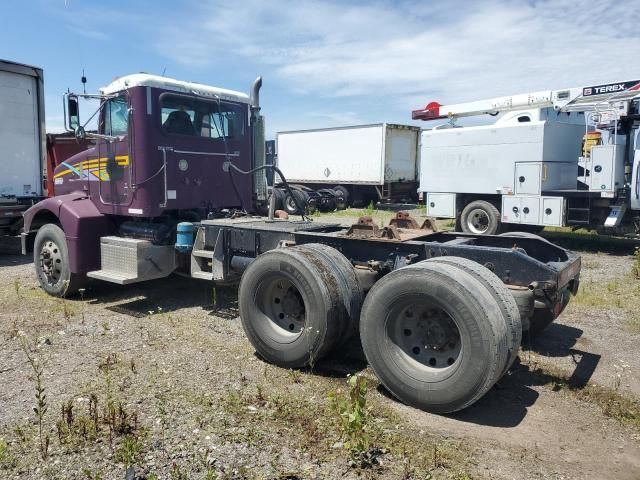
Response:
[0, 216, 639, 479]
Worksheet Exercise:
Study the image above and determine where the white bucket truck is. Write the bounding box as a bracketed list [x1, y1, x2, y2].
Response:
[413, 80, 640, 235]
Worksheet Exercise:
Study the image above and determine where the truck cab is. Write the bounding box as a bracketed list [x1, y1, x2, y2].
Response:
[23, 74, 266, 295]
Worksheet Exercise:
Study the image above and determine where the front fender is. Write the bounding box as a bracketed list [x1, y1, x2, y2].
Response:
[24, 194, 115, 274]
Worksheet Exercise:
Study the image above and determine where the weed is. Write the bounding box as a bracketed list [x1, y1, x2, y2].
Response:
[0, 438, 16, 469]
[633, 247, 640, 279]
[288, 369, 303, 384]
[101, 321, 110, 334]
[329, 374, 373, 458]
[82, 468, 104, 480]
[98, 353, 119, 372]
[449, 471, 473, 480]
[115, 435, 143, 467]
[22, 342, 49, 460]
[170, 462, 189, 480]
[13, 280, 20, 299]
[364, 201, 375, 214]
[56, 398, 100, 445]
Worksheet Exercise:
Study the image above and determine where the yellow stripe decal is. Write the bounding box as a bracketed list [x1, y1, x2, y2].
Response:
[54, 156, 129, 178]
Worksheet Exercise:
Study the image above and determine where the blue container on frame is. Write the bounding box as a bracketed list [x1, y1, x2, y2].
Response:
[175, 222, 195, 252]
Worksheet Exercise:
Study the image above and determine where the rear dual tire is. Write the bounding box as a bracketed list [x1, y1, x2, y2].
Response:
[240, 248, 520, 413]
[238, 244, 362, 368]
[360, 257, 517, 413]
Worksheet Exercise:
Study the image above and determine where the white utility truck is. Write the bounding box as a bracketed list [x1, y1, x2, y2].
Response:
[0, 60, 46, 252]
[413, 79, 640, 235]
[275, 124, 419, 212]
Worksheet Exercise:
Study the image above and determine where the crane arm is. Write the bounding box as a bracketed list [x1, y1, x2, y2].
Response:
[412, 80, 640, 121]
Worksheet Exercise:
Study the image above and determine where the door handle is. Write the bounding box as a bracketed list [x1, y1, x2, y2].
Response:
[518, 176, 525, 183]
[523, 207, 530, 214]
[512, 206, 519, 213]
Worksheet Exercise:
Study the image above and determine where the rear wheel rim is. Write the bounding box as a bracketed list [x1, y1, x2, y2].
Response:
[467, 208, 490, 234]
[285, 196, 297, 212]
[255, 276, 306, 337]
[39, 239, 63, 286]
[386, 297, 462, 373]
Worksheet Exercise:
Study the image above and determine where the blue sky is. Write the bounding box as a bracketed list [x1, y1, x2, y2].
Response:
[1, 0, 639, 137]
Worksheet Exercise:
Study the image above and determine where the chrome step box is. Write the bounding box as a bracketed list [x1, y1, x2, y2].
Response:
[87, 236, 175, 285]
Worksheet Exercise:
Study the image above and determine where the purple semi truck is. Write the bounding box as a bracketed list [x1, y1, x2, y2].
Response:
[23, 73, 581, 413]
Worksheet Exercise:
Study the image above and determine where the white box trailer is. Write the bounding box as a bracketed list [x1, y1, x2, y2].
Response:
[276, 124, 419, 207]
[0, 60, 45, 198]
[0, 60, 45, 250]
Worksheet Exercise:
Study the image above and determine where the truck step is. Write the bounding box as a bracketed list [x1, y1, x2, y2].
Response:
[87, 270, 141, 285]
[192, 249, 214, 258]
[191, 270, 214, 281]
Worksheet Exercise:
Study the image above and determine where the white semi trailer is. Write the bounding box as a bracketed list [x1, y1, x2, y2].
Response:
[413, 79, 640, 235]
[0, 60, 46, 252]
[275, 124, 419, 212]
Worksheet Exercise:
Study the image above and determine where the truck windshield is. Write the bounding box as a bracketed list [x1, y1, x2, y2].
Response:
[160, 95, 245, 140]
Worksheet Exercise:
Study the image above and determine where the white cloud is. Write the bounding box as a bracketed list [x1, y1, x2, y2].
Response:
[157, 0, 640, 108]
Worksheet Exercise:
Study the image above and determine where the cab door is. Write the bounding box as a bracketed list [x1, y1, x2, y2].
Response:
[97, 96, 132, 206]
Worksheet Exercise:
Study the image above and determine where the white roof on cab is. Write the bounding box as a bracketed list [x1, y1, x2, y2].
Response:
[100, 73, 250, 103]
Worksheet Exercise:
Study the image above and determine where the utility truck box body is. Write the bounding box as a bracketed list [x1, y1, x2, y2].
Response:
[277, 124, 419, 185]
[0, 60, 45, 198]
[419, 119, 584, 196]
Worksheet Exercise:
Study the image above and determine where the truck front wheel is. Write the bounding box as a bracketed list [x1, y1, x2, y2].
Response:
[460, 200, 501, 235]
[33, 224, 85, 297]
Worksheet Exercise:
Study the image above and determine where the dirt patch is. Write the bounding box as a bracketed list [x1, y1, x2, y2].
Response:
[1, 230, 640, 479]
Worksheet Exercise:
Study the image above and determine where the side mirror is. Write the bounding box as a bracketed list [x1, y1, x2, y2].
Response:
[66, 95, 80, 131]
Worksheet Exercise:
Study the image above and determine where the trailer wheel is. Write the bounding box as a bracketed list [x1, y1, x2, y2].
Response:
[335, 196, 347, 210]
[422, 257, 521, 377]
[283, 189, 307, 215]
[460, 200, 501, 235]
[270, 188, 285, 211]
[34, 224, 85, 297]
[296, 243, 363, 343]
[334, 185, 350, 205]
[239, 247, 346, 368]
[360, 262, 509, 413]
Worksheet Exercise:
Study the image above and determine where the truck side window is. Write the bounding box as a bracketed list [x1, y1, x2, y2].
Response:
[104, 97, 129, 136]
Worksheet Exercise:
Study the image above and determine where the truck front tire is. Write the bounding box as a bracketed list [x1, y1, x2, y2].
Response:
[33, 224, 86, 297]
[359, 261, 509, 413]
[460, 200, 501, 235]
